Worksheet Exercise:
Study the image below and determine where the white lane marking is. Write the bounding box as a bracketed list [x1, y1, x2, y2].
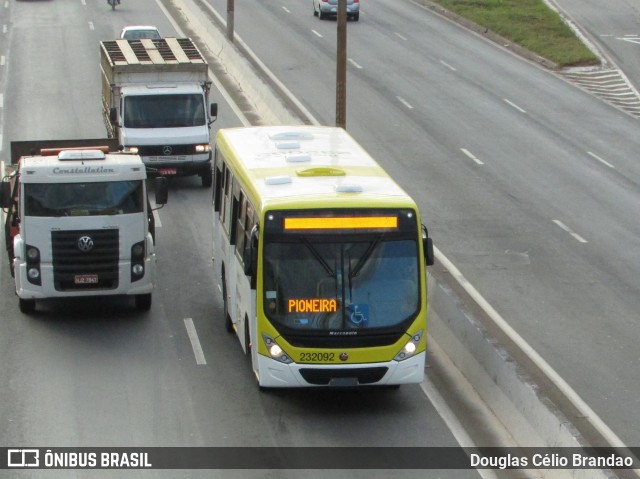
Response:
[88, 21, 94, 31]
[587, 151, 615, 169]
[347, 58, 362, 69]
[396, 96, 413, 109]
[394, 32, 407, 41]
[81, 0, 86, 5]
[504, 98, 526, 113]
[460, 148, 484, 165]
[440, 60, 456, 71]
[282, 6, 290, 13]
[1, 56, 5, 66]
[2, 25, 6, 34]
[312, 30, 323, 38]
[0, 93, 3, 108]
[553, 219, 588, 243]
[184, 318, 207, 365]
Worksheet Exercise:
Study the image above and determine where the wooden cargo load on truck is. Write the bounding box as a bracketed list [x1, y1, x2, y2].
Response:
[100, 37, 209, 83]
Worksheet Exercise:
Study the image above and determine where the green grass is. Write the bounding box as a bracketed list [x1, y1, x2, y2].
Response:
[429, 0, 599, 67]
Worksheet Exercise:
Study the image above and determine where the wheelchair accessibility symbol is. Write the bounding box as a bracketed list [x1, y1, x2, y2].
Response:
[348, 304, 369, 326]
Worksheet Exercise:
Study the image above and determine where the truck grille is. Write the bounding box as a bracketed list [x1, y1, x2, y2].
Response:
[138, 144, 197, 157]
[52, 229, 120, 291]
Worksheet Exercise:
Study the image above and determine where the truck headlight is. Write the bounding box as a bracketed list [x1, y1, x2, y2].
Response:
[131, 241, 145, 282]
[394, 330, 424, 361]
[195, 144, 210, 153]
[25, 245, 41, 286]
[262, 333, 292, 364]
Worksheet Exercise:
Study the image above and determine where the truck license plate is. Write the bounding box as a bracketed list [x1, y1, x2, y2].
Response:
[74, 274, 98, 284]
[159, 168, 177, 175]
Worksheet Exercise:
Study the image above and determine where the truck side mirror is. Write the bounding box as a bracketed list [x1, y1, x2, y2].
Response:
[109, 107, 118, 124]
[209, 103, 218, 125]
[422, 224, 434, 266]
[154, 177, 168, 206]
[0, 182, 11, 209]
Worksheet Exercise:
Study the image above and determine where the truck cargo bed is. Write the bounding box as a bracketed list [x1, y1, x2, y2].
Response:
[100, 38, 208, 79]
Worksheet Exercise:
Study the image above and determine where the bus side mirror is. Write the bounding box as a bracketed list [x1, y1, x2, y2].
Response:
[243, 225, 259, 276]
[0, 182, 11, 209]
[109, 107, 118, 125]
[154, 177, 169, 206]
[422, 224, 434, 266]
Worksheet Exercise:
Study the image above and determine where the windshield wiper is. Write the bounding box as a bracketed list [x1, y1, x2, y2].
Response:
[301, 239, 334, 277]
[350, 237, 381, 279]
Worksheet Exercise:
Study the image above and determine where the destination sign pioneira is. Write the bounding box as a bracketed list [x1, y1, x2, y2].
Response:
[288, 298, 338, 313]
[52, 166, 116, 174]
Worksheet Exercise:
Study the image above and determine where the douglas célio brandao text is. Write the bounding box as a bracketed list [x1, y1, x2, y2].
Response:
[470, 452, 634, 469]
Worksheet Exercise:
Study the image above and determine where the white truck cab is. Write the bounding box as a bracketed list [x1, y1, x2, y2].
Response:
[1, 139, 168, 313]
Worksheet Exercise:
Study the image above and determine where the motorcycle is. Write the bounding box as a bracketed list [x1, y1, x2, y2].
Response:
[107, 0, 119, 10]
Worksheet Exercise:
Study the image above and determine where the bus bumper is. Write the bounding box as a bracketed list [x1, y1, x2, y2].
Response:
[256, 352, 425, 388]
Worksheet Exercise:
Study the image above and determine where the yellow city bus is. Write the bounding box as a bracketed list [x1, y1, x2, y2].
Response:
[212, 126, 434, 388]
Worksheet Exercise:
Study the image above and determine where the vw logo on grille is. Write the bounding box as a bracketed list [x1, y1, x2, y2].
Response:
[162, 146, 173, 156]
[77, 235, 95, 253]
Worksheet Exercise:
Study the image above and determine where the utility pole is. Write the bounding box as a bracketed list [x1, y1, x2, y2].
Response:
[227, 0, 235, 42]
[336, 0, 347, 128]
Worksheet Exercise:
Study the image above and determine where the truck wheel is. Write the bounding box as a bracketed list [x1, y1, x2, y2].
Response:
[135, 293, 152, 311]
[19, 298, 36, 314]
[201, 168, 213, 188]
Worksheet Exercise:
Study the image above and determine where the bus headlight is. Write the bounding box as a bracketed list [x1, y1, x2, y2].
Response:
[126, 146, 139, 154]
[394, 330, 424, 361]
[262, 333, 293, 364]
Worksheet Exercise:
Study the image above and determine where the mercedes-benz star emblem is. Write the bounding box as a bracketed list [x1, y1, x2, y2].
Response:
[162, 146, 173, 156]
[77, 235, 95, 253]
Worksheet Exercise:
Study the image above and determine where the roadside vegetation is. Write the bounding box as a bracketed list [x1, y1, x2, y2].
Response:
[428, 0, 599, 67]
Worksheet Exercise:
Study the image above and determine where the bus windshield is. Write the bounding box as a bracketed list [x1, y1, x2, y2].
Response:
[24, 181, 144, 217]
[263, 238, 419, 332]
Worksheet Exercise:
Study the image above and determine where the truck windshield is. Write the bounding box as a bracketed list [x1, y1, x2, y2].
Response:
[24, 181, 144, 217]
[123, 94, 206, 128]
[263, 238, 420, 332]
